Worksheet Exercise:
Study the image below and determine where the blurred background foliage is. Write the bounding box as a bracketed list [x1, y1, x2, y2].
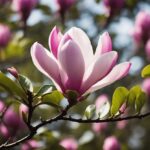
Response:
[0, 0, 150, 150]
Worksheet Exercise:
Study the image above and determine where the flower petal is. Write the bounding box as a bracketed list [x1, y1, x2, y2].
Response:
[67, 27, 94, 68]
[49, 26, 63, 58]
[58, 40, 85, 91]
[95, 32, 112, 57]
[81, 51, 118, 93]
[31, 42, 62, 89]
[84, 62, 131, 95]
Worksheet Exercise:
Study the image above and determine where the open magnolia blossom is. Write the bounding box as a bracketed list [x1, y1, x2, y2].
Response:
[31, 27, 131, 100]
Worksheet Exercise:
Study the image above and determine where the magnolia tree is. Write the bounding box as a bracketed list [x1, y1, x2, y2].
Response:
[0, 0, 150, 150]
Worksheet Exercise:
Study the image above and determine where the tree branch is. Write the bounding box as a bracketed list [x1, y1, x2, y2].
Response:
[61, 111, 150, 123]
[0, 109, 150, 149]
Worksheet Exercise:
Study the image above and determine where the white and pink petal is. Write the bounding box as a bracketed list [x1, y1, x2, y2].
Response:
[67, 27, 94, 68]
[84, 62, 131, 95]
[58, 40, 85, 91]
[81, 51, 118, 92]
[95, 32, 112, 57]
[31, 42, 62, 89]
[49, 26, 63, 58]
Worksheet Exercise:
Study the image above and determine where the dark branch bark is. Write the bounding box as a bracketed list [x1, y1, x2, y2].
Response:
[0, 109, 150, 149]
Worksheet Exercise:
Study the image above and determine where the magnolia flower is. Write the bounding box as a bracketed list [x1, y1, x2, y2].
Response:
[142, 78, 150, 96]
[21, 140, 40, 150]
[0, 24, 11, 48]
[60, 138, 78, 150]
[0, 123, 10, 139]
[116, 120, 127, 130]
[56, 0, 76, 13]
[7, 67, 19, 79]
[103, 136, 121, 150]
[145, 39, 150, 60]
[31, 27, 131, 100]
[103, 0, 124, 15]
[92, 122, 108, 133]
[12, 0, 37, 23]
[133, 11, 150, 44]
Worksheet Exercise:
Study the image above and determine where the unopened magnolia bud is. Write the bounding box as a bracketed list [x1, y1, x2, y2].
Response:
[60, 138, 78, 150]
[145, 39, 150, 60]
[7, 67, 19, 79]
[142, 78, 150, 96]
[12, 0, 37, 23]
[103, 136, 121, 150]
[0, 24, 11, 48]
[117, 120, 127, 130]
[103, 0, 124, 15]
[0, 123, 10, 139]
[21, 140, 40, 150]
[133, 11, 150, 44]
[92, 122, 108, 133]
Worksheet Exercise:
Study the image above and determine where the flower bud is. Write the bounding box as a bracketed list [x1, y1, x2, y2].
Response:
[142, 78, 150, 96]
[0, 123, 10, 139]
[12, 0, 37, 23]
[92, 122, 108, 133]
[21, 140, 40, 150]
[0, 100, 5, 112]
[116, 120, 127, 130]
[103, 0, 124, 15]
[0, 24, 11, 48]
[103, 136, 121, 150]
[60, 138, 78, 150]
[3, 108, 21, 130]
[56, 0, 76, 13]
[145, 39, 150, 60]
[7, 67, 19, 79]
[133, 11, 150, 44]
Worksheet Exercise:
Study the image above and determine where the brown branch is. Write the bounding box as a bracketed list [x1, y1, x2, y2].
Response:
[61, 111, 150, 123]
[0, 108, 150, 149]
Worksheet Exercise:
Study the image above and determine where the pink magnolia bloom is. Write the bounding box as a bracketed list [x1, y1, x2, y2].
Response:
[103, 136, 121, 150]
[103, 0, 124, 15]
[0, 123, 10, 139]
[56, 0, 76, 13]
[142, 78, 150, 96]
[92, 122, 108, 133]
[0, 100, 5, 111]
[0, 24, 11, 48]
[31, 27, 131, 100]
[21, 140, 40, 150]
[12, 0, 37, 22]
[3, 106, 28, 136]
[145, 39, 150, 60]
[133, 11, 150, 44]
[116, 120, 127, 130]
[60, 138, 78, 150]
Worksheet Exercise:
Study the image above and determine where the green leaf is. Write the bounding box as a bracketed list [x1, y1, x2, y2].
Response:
[135, 91, 147, 113]
[111, 87, 129, 116]
[127, 85, 141, 107]
[18, 75, 33, 92]
[97, 101, 110, 119]
[41, 90, 64, 108]
[141, 65, 150, 78]
[0, 72, 26, 99]
[84, 104, 96, 119]
[36, 85, 54, 97]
